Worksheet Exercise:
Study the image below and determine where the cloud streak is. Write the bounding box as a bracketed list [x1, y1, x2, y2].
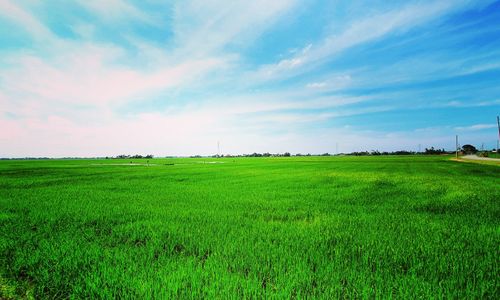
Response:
[455, 124, 497, 131]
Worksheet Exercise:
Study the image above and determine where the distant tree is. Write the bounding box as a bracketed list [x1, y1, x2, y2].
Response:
[462, 144, 478, 154]
[283, 152, 291, 157]
[424, 147, 446, 155]
[349, 151, 369, 156]
[393, 150, 413, 155]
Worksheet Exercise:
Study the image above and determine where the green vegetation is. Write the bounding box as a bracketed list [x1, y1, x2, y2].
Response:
[0, 156, 498, 298]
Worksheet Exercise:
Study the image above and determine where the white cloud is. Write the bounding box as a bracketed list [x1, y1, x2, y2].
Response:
[75, 0, 159, 26]
[172, 0, 299, 57]
[251, 0, 482, 83]
[455, 124, 496, 131]
[0, 109, 467, 157]
[0, 0, 301, 115]
[70, 23, 96, 40]
[306, 82, 327, 89]
[305, 75, 352, 90]
[0, 0, 56, 42]
[1, 49, 228, 119]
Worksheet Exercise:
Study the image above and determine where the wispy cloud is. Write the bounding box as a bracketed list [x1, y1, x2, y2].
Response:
[75, 0, 158, 25]
[250, 0, 485, 83]
[1, 46, 227, 107]
[455, 124, 497, 131]
[0, 0, 56, 42]
[172, 0, 299, 56]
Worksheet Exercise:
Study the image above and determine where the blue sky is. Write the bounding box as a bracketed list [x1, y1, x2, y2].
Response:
[0, 0, 499, 157]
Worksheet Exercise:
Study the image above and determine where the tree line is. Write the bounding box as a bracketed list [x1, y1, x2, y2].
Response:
[107, 154, 154, 159]
[204, 144, 486, 157]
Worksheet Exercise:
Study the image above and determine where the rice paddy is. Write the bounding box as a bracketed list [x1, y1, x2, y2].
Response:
[0, 155, 498, 298]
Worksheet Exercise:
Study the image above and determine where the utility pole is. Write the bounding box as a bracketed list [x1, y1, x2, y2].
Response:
[455, 135, 459, 159]
[497, 116, 500, 158]
[497, 116, 500, 140]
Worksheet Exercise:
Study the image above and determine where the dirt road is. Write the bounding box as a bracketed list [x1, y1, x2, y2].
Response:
[461, 155, 500, 162]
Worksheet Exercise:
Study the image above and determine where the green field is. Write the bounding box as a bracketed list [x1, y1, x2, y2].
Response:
[0, 156, 498, 298]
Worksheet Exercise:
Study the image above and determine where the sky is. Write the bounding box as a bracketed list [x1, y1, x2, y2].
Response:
[0, 0, 499, 157]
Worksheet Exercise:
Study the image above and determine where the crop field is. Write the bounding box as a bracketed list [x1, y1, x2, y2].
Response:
[0, 156, 498, 298]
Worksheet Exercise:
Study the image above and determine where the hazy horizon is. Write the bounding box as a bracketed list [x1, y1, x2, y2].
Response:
[1, 0, 499, 157]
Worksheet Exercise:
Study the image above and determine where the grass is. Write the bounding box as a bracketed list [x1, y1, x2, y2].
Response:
[0, 155, 498, 298]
